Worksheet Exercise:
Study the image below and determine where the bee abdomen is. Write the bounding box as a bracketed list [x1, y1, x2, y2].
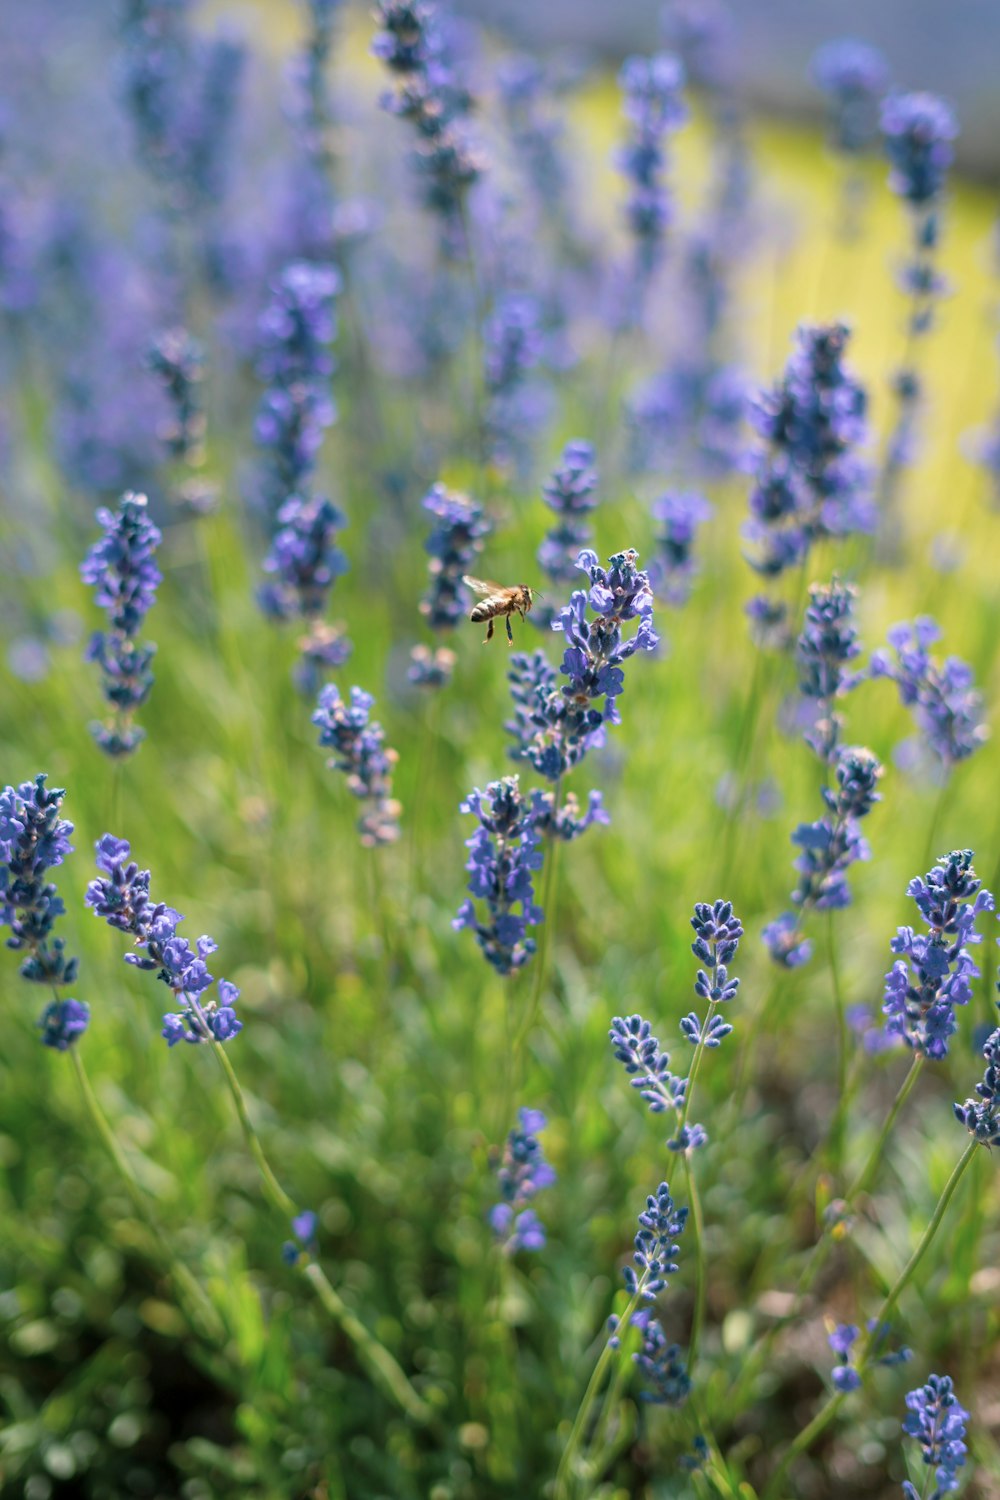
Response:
[470, 602, 496, 621]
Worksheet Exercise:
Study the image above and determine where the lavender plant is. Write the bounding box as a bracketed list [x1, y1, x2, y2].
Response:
[871, 617, 987, 774]
[0, 775, 83, 1042]
[488, 1106, 556, 1252]
[147, 326, 206, 466]
[744, 322, 873, 628]
[312, 685, 402, 846]
[882, 849, 994, 1058]
[647, 490, 712, 605]
[533, 440, 599, 628]
[879, 93, 959, 504]
[616, 53, 687, 293]
[453, 775, 543, 975]
[810, 38, 888, 236]
[900, 1374, 968, 1498]
[80, 491, 162, 757]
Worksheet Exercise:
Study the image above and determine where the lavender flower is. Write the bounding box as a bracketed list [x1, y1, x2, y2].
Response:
[258, 494, 349, 625]
[312, 685, 402, 847]
[80, 492, 161, 757]
[795, 579, 864, 762]
[537, 441, 599, 589]
[372, 0, 483, 238]
[648, 491, 712, 605]
[508, 550, 656, 780]
[286, 0, 340, 169]
[294, 620, 352, 698]
[616, 53, 687, 283]
[612, 902, 741, 1149]
[489, 1107, 556, 1252]
[38, 998, 91, 1052]
[882, 850, 994, 1059]
[954, 1028, 1000, 1146]
[828, 1323, 862, 1393]
[453, 776, 543, 975]
[496, 57, 570, 220]
[871, 618, 987, 773]
[744, 323, 873, 603]
[282, 1207, 320, 1265]
[764, 747, 882, 969]
[419, 484, 492, 632]
[86, 835, 242, 1047]
[882, 94, 959, 210]
[631, 1308, 690, 1405]
[622, 1180, 687, 1301]
[407, 644, 456, 689]
[901, 1374, 968, 1498]
[148, 326, 206, 465]
[811, 40, 889, 156]
[253, 260, 340, 518]
[0, 775, 79, 995]
[483, 291, 546, 470]
[529, 788, 609, 843]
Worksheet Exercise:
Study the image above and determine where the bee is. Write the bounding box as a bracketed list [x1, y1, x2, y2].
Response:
[462, 576, 536, 644]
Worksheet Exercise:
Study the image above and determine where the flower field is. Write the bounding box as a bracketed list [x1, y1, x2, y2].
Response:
[2, 3, 1000, 1497]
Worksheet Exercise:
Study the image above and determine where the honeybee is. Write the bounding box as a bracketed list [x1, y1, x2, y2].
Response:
[462, 576, 536, 644]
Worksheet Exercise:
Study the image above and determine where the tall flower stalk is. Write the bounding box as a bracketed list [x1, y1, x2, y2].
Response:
[86, 834, 432, 1423]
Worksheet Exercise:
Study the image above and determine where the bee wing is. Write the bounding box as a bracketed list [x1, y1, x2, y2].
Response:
[462, 575, 505, 597]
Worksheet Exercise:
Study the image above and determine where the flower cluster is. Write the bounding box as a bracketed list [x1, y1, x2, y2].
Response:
[86, 835, 242, 1046]
[313, 685, 402, 847]
[954, 1028, 1000, 1147]
[453, 777, 543, 975]
[482, 291, 547, 471]
[535, 440, 599, 618]
[622, 1180, 688, 1302]
[871, 618, 987, 773]
[496, 56, 568, 218]
[901, 1374, 968, 1498]
[148, 326, 206, 465]
[529, 788, 609, 843]
[647, 491, 712, 605]
[407, 644, 456, 690]
[882, 94, 959, 210]
[489, 1107, 556, 1253]
[828, 1321, 911, 1393]
[1, 776, 86, 1051]
[253, 260, 340, 519]
[259, 494, 350, 626]
[882, 850, 994, 1059]
[508, 549, 657, 779]
[286, 0, 338, 169]
[631, 1308, 691, 1406]
[795, 579, 864, 761]
[371, 0, 483, 236]
[419, 484, 492, 632]
[744, 322, 873, 597]
[764, 747, 882, 969]
[616, 53, 687, 282]
[611, 901, 742, 1150]
[282, 1209, 319, 1267]
[80, 492, 162, 757]
[119, 0, 246, 212]
[811, 39, 889, 156]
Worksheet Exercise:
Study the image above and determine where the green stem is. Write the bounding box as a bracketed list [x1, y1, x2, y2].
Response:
[682, 1153, 709, 1376]
[761, 1139, 978, 1500]
[826, 911, 848, 1179]
[209, 1042, 434, 1423]
[211, 1041, 296, 1218]
[554, 1292, 642, 1500]
[70, 1048, 224, 1345]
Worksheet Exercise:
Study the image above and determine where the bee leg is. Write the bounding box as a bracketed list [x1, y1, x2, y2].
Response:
[506, 614, 514, 645]
[483, 617, 494, 644]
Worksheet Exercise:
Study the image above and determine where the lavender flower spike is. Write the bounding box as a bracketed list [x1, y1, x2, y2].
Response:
[617, 53, 687, 282]
[489, 1107, 556, 1253]
[900, 1374, 968, 1498]
[1, 775, 85, 1047]
[453, 776, 543, 975]
[882, 849, 994, 1059]
[955, 1028, 1000, 1147]
[871, 617, 987, 773]
[86, 835, 242, 1047]
[313, 685, 402, 847]
[80, 492, 161, 757]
